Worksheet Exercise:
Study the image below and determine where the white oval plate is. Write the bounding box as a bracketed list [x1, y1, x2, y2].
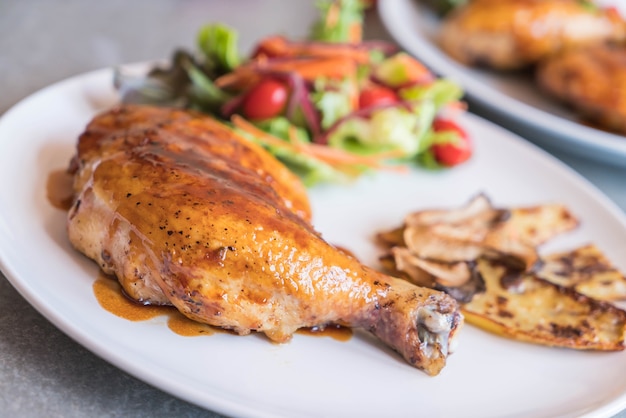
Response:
[378, 0, 626, 167]
[1, 68, 626, 418]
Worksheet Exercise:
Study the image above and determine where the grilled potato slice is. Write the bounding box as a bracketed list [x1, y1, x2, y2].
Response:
[537, 244, 626, 301]
[463, 259, 626, 350]
[377, 195, 626, 350]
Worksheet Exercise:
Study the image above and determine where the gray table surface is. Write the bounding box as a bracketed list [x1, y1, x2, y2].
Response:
[1, 1, 625, 417]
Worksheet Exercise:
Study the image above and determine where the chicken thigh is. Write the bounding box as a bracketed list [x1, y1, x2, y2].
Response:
[67, 105, 463, 376]
[537, 42, 626, 135]
[439, 0, 626, 70]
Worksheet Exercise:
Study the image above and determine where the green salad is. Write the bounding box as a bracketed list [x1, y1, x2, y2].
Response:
[114, 0, 472, 186]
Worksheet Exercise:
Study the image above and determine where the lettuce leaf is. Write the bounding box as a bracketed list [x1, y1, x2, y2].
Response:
[184, 60, 232, 113]
[197, 23, 241, 73]
[327, 101, 437, 157]
[310, 77, 357, 129]
[399, 79, 463, 111]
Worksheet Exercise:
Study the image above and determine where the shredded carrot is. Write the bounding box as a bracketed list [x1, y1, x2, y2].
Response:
[302, 143, 406, 169]
[217, 56, 358, 88]
[214, 68, 260, 90]
[253, 36, 288, 58]
[326, 3, 340, 30]
[253, 35, 371, 63]
[261, 56, 357, 81]
[232, 115, 297, 150]
[348, 22, 362, 44]
[218, 30, 377, 89]
[293, 43, 370, 63]
[231, 115, 407, 173]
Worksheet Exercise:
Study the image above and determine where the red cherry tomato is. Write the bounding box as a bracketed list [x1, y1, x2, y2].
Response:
[358, 85, 399, 109]
[430, 118, 472, 167]
[241, 78, 289, 120]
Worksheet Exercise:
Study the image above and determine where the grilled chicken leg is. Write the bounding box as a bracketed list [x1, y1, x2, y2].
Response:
[67, 105, 463, 375]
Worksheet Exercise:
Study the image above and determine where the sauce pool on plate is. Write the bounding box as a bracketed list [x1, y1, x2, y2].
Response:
[93, 272, 219, 336]
[46, 169, 74, 211]
[93, 272, 353, 341]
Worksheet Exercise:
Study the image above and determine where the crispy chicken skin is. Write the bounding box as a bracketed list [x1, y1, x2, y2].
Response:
[67, 105, 463, 375]
[439, 0, 626, 70]
[537, 43, 626, 134]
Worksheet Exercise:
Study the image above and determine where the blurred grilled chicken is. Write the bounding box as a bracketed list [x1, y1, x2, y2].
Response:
[537, 42, 626, 134]
[439, 0, 626, 70]
[66, 105, 463, 375]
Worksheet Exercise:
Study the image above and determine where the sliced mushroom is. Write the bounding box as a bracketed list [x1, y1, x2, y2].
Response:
[390, 247, 485, 303]
[390, 247, 437, 288]
[403, 225, 486, 262]
[375, 225, 405, 249]
[439, 264, 485, 304]
[376, 194, 580, 302]
[404, 193, 494, 227]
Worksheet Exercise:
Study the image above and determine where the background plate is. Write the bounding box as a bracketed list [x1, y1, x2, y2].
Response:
[1, 68, 626, 418]
[378, 0, 626, 167]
